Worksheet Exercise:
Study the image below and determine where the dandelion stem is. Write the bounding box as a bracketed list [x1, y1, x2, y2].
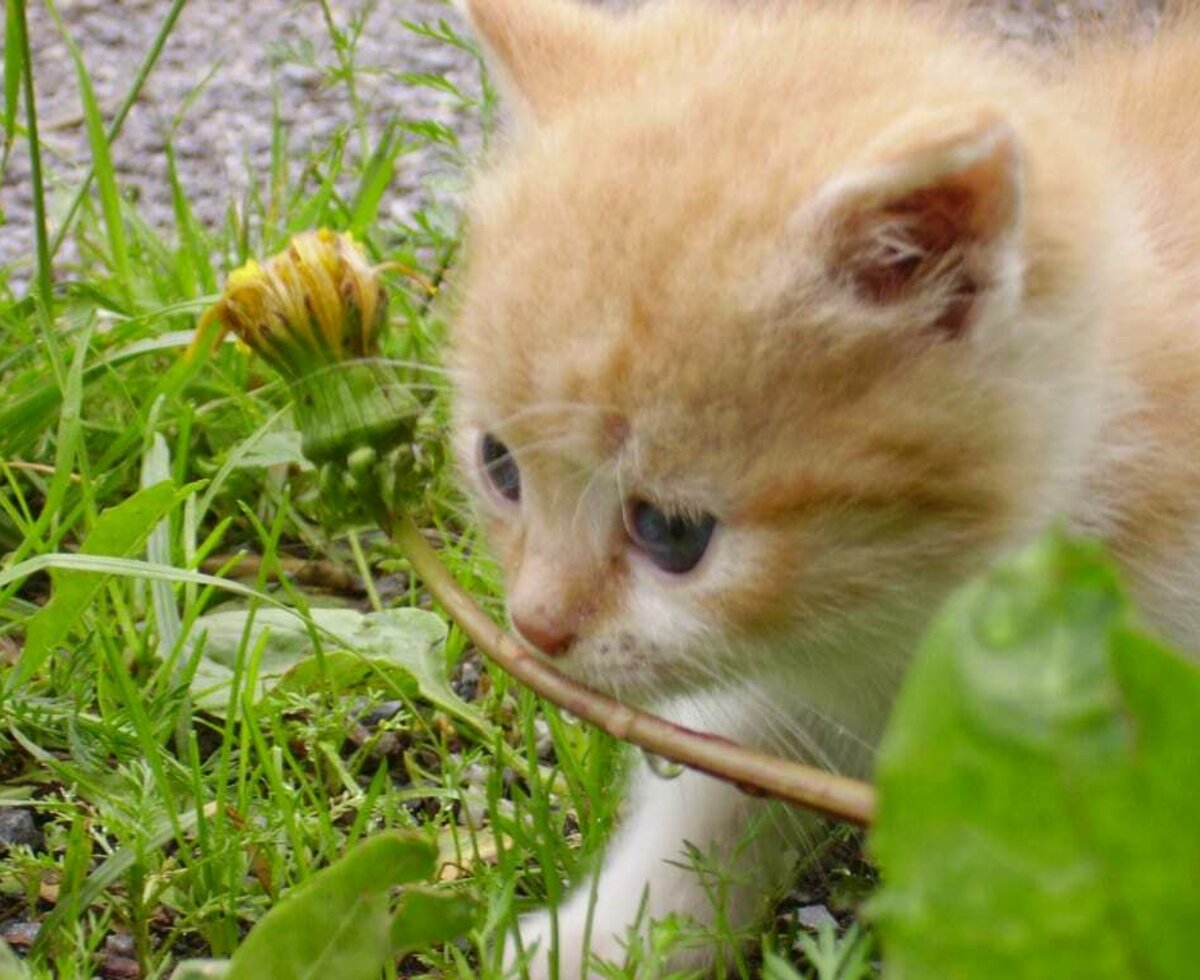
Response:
[390, 513, 877, 827]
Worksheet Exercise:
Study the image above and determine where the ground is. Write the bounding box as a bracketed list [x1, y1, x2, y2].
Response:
[0, 0, 1164, 278]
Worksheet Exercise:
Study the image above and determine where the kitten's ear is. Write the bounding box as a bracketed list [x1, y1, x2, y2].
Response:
[812, 114, 1023, 339]
[456, 0, 614, 126]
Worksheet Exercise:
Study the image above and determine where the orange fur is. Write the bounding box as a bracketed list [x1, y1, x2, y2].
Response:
[448, 0, 1200, 972]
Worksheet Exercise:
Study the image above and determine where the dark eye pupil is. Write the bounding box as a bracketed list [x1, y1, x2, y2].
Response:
[628, 499, 716, 574]
[481, 433, 520, 502]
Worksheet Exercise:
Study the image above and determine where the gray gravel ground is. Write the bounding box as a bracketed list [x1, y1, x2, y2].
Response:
[1, 0, 481, 281]
[0, 0, 1165, 285]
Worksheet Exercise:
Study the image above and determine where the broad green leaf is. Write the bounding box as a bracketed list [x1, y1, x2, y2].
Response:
[390, 886, 479, 956]
[14, 480, 183, 689]
[188, 607, 490, 734]
[870, 534, 1200, 980]
[226, 832, 436, 980]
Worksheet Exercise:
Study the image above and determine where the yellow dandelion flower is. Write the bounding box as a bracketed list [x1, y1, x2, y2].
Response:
[201, 229, 388, 376]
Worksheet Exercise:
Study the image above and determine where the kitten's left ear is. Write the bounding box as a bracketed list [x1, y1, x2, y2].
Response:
[455, 0, 617, 126]
[812, 113, 1023, 339]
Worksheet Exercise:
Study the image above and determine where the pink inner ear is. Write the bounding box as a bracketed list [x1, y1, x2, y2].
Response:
[828, 120, 1021, 339]
[841, 184, 984, 338]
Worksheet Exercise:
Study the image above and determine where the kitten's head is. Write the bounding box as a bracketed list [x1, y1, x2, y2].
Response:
[450, 0, 1119, 729]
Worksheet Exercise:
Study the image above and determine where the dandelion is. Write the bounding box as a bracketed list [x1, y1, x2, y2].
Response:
[199, 229, 425, 524]
[205, 229, 388, 376]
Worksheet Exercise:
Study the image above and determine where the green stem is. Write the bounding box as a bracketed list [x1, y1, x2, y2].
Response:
[348, 529, 383, 613]
[390, 514, 877, 827]
[13, 0, 52, 312]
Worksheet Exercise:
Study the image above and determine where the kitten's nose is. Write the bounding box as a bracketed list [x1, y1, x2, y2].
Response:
[512, 609, 576, 658]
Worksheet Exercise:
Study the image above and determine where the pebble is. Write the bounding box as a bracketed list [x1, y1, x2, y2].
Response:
[0, 918, 40, 949]
[0, 808, 42, 851]
[533, 718, 554, 761]
[795, 904, 839, 932]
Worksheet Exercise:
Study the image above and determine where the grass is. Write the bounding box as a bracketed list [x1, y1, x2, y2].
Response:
[0, 1, 876, 976]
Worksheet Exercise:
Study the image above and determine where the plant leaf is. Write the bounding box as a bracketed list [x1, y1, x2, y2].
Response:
[2, 0, 21, 174]
[870, 534, 1200, 979]
[390, 886, 479, 956]
[13, 480, 184, 689]
[225, 832, 436, 980]
[188, 606, 490, 734]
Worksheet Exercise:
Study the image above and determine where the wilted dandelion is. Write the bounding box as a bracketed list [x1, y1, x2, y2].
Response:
[203, 229, 388, 377]
[199, 229, 430, 524]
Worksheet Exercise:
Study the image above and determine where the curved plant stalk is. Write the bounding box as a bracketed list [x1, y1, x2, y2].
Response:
[390, 515, 877, 827]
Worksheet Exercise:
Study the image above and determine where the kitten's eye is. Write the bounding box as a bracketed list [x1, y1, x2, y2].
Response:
[626, 499, 716, 574]
[480, 433, 520, 502]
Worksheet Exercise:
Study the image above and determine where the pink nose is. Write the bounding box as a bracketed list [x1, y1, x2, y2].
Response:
[512, 611, 576, 658]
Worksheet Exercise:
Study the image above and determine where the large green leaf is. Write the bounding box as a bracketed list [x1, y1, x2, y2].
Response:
[870, 534, 1200, 979]
[188, 607, 489, 734]
[224, 832, 436, 980]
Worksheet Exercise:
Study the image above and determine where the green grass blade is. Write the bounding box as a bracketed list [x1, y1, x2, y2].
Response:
[48, 0, 132, 293]
[286, 135, 347, 239]
[2, 316, 92, 572]
[0, 327, 211, 459]
[46, 0, 190, 262]
[11, 0, 53, 311]
[166, 141, 216, 296]
[2, 0, 22, 175]
[268, 85, 289, 239]
[142, 431, 182, 658]
[348, 120, 402, 239]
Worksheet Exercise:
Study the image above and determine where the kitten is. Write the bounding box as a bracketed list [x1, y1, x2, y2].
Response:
[448, 0, 1200, 974]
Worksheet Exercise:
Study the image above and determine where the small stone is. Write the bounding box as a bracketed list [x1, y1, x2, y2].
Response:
[0, 809, 42, 851]
[100, 954, 141, 979]
[0, 919, 40, 949]
[533, 718, 554, 761]
[105, 932, 137, 958]
[458, 794, 488, 831]
[796, 904, 838, 932]
[359, 700, 404, 728]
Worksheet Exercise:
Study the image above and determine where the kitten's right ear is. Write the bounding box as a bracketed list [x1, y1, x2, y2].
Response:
[809, 113, 1023, 340]
[455, 0, 616, 126]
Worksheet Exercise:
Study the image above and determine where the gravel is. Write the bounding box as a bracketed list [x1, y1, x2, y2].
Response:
[1, 0, 482, 280]
[0, 0, 1164, 286]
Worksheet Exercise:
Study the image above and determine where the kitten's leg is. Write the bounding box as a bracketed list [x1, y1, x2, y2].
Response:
[512, 761, 793, 978]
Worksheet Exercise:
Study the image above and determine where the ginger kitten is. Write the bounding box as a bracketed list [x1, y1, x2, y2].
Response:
[448, 0, 1200, 974]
